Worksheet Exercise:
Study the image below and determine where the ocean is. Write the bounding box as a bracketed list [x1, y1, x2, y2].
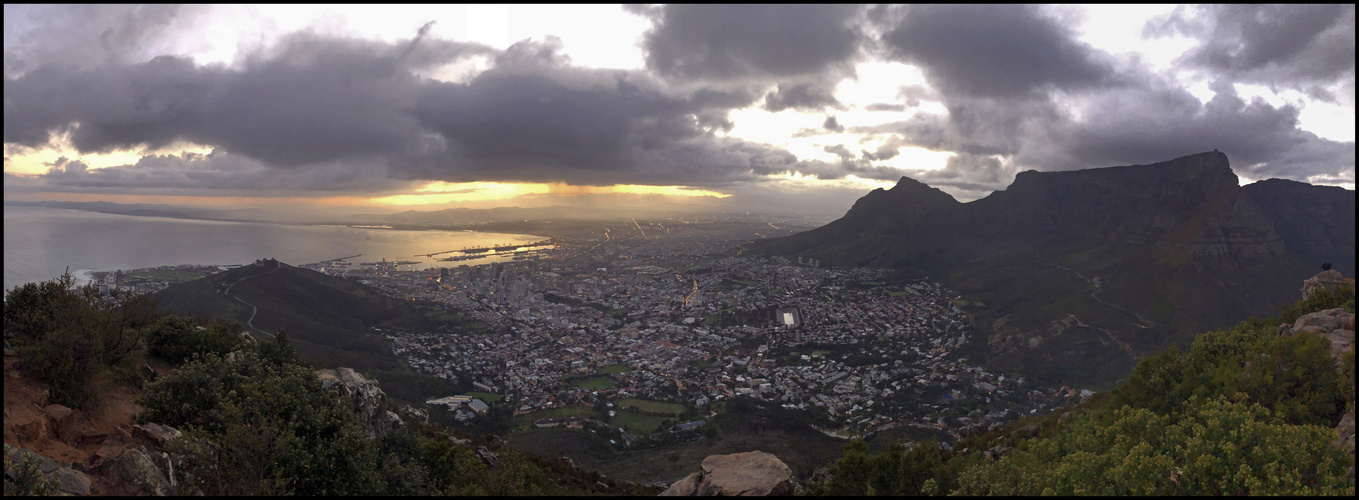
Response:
[3, 205, 546, 292]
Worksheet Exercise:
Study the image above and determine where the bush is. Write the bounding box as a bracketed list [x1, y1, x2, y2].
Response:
[3, 444, 60, 496]
[5, 273, 162, 408]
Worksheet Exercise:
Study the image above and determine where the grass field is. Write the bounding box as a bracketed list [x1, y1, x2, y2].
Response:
[575, 377, 616, 391]
[127, 268, 213, 283]
[612, 410, 672, 435]
[514, 406, 597, 427]
[615, 398, 685, 416]
[466, 391, 503, 402]
[598, 364, 631, 375]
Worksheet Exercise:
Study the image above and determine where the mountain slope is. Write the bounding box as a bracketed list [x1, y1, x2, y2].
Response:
[153, 259, 462, 402]
[752, 151, 1356, 387]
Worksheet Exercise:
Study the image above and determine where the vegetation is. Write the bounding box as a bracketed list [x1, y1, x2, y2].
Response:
[806, 286, 1356, 496]
[3, 444, 61, 496]
[615, 398, 686, 416]
[4, 272, 163, 408]
[3, 273, 657, 496]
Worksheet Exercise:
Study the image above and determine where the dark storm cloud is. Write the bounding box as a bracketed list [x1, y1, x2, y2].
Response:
[867, 3, 1354, 193]
[639, 4, 864, 82]
[763, 83, 843, 112]
[4, 32, 496, 166]
[1145, 4, 1356, 95]
[879, 4, 1116, 98]
[1057, 80, 1356, 181]
[7, 25, 893, 192]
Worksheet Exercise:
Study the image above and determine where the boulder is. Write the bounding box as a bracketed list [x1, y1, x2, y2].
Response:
[1301, 270, 1355, 301]
[52, 466, 92, 496]
[42, 404, 80, 443]
[110, 447, 172, 496]
[1289, 308, 1351, 335]
[5, 447, 91, 496]
[659, 472, 702, 496]
[134, 423, 183, 446]
[316, 367, 404, 439]
[403, 405, 429, 422]
[662, 451, 794, 496]
[475, 446, 500, 468]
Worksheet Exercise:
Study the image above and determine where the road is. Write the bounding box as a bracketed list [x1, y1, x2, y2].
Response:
[223, 261, 281, 338]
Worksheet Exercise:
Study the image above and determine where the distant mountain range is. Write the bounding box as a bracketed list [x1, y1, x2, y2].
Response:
[752, 151, 1355, 387]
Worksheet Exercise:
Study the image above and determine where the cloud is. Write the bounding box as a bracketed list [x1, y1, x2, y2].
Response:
[1145, 4, 1356, 95]
[3, 4, 201, 78]
[879, 4, 1116, 98]
[854, 3, 1355, 195]
[763, 82, 843, 112]
[822, 115, 844, 133]
[640, 4, 864, 82]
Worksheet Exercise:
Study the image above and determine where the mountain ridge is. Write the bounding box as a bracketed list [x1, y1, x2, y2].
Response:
[752, 151, 1355, 387]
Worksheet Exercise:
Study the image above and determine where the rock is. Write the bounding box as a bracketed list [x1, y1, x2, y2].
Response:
[660, 472, 702, 496]
[661, 451, 794, 496]
[134, 423, 183, 446]
[1302, 270, 1355, 301]
[11, 411, 50, 443]
[1335, 409, 1355, 454]
[316, 367, 404, 439]
[42, 404, 80, 443]
[89, 443, 122, 468]
[4, 447, 91, 496]
[475, 446, 499, 468]
[52, 467, 92, 496]
[403, 405, 429, 422]
[1324, 329, 1355, 358]
[7, 447, 61, 475]
[984, 445, 1014, 460]
[110, 447, 172, 496]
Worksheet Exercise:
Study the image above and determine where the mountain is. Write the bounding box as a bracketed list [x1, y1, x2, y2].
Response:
[152, 259, 465, 403]
[751, 151, 1355, 387]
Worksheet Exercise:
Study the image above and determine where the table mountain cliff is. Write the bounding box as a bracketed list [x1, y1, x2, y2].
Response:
[751, 151, 1355, 387]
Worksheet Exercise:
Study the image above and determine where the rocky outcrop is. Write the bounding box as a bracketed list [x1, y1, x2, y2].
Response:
[660, 451, 794, 496]
[403, 404, 429, 422]
[134, 422, 183, 447]
[108, 446, 172, 496]
[1302, 270, 1356, 301]
[316, 367, 404, 439]
[5, 446, 92, 496]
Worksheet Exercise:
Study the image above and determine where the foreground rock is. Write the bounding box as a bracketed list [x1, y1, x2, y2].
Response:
[661, 451, 794, 496]
[133, 422, 183, 446]
[5, 446, 92, 496]
[316, 367, 404, 439]
[108, 446, 172, 496]
[42, 404, 80, 443]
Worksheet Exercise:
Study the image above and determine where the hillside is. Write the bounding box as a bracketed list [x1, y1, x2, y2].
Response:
[802, 272, 1355, 496]
[752, 151, 1356, 387]
[152, 259, 467, 403]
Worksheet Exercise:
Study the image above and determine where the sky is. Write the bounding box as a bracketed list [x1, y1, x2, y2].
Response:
[3, 4, 1354, 216]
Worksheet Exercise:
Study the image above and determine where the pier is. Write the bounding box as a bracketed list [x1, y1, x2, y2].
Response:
[417, 239, 553, 258]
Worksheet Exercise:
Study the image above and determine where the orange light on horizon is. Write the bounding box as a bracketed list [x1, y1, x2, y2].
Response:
[371, 181, 731, 206]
